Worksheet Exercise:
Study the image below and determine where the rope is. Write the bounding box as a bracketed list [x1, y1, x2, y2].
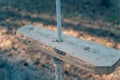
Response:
[56, 0, 62, 42]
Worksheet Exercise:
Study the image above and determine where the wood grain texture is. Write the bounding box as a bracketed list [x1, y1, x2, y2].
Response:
[16, 25, 120, 74]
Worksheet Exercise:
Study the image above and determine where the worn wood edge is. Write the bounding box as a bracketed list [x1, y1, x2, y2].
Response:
[95, 59, 120, 75]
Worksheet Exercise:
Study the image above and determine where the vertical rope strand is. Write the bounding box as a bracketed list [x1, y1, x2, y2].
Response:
[56, 0, 62, 42]
[52, 57, 64, 80]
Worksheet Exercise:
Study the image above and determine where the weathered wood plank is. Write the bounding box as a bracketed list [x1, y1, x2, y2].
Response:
[16, 25, 120, 74]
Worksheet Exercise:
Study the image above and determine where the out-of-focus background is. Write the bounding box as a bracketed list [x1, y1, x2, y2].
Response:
[0, 0, 120, 80]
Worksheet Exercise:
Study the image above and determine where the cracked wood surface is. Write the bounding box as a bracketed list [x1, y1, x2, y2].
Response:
[16, 25, 120, 74]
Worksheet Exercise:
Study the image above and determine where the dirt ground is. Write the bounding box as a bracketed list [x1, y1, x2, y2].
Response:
[0, 0, 120, 80]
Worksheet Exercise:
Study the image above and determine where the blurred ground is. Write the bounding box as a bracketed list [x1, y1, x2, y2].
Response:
[0, 0, 120, 80]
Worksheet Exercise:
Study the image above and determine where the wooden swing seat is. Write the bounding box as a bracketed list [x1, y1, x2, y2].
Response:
[17, 25, 120, 75]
